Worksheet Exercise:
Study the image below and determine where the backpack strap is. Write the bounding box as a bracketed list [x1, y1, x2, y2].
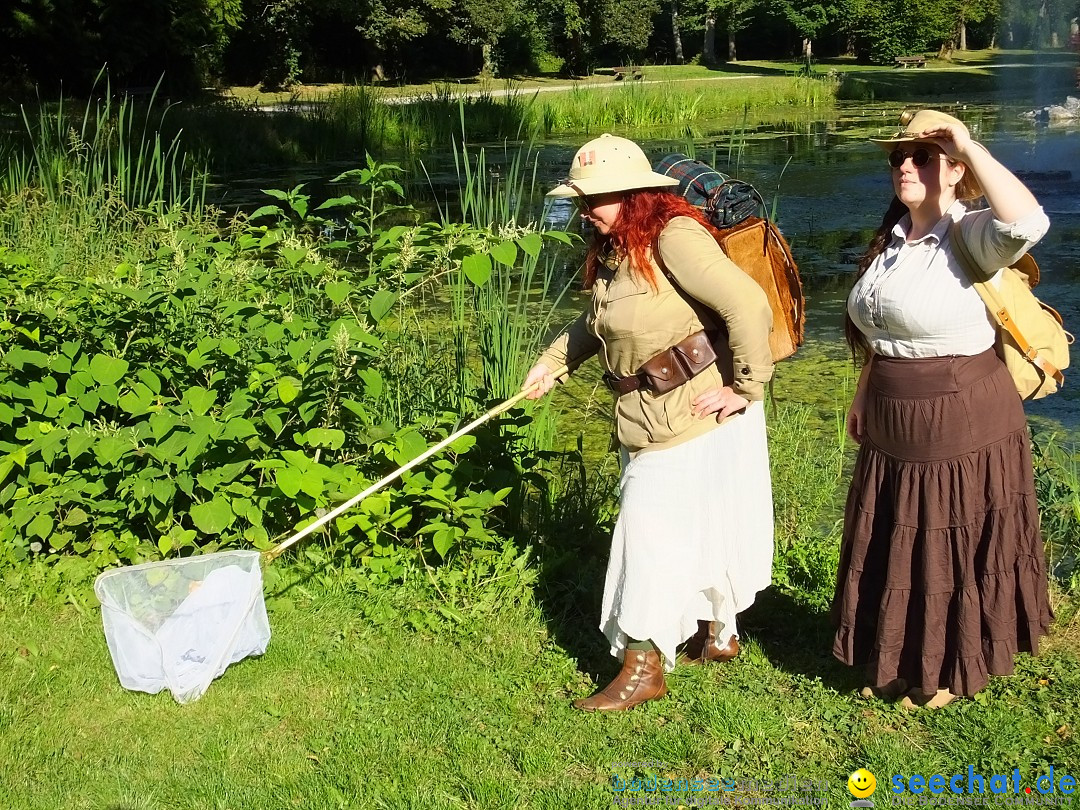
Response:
[949, 222, 1064, 387]
[650, 233, 724, 334]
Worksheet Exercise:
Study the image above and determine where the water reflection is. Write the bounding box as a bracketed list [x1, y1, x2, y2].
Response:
[534, 101, 1080, 438]
[208, 100, 1080, 439]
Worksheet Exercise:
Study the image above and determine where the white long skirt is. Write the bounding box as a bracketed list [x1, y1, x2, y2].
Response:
[599, 401, 774, 671]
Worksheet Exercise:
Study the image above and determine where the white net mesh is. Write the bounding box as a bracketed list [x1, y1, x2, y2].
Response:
[94, 550, 271, 704]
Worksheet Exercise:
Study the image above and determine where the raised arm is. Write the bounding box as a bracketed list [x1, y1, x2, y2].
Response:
[918, 121, 1039, 223]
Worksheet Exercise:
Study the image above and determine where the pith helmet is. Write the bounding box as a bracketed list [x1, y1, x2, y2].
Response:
[547, 133, 680, 198]
[869, 109, 984, 200]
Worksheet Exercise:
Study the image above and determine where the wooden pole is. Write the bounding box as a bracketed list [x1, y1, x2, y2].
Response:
[263, 365, 569, 563]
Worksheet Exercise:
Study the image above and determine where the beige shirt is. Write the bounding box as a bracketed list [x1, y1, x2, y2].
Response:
[538, 216, 774, 456]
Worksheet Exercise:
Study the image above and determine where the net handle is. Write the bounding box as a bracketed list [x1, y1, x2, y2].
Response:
[262, 364, 569, 564]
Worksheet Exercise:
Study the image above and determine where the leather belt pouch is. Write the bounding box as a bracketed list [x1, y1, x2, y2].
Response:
[638, 347, 688, 394]
[672, 329, 718, 375]
[637, 330, 718, 395]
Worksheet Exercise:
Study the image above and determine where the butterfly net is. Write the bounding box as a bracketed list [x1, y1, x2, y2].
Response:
[94, 550, 271, 704]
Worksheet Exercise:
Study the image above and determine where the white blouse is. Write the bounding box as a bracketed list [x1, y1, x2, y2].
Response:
[848, 203, 1050, 358]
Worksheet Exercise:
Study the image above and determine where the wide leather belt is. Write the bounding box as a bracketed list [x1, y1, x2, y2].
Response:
[603, 371, 646, 395]
[603, 330, 719, 397]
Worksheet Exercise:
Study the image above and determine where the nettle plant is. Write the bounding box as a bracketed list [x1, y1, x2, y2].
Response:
[0, 158, 561, 584]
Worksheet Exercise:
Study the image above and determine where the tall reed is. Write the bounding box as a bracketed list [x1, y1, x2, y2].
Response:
[3, 78, 207, 213]
[446, 127, 577, 404]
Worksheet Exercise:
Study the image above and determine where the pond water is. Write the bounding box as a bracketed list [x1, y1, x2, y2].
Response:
[535, 101, 1080, 445]
[211, 98, 1080, 446]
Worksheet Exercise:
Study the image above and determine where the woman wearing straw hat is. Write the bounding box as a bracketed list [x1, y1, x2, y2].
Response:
[522, 134, 776, 711]
[833, 109, 1053, 709]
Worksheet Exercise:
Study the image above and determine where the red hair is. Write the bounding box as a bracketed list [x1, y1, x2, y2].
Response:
[583, 190, 720, 289]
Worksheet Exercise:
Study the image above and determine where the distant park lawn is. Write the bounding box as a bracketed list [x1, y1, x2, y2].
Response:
[220, 49, 1080, 106]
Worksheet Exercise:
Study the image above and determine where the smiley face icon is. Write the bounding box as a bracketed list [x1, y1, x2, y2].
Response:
[848, 769, 877, 799]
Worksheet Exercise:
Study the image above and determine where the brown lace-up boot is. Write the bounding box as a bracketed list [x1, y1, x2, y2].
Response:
[573, 649, 667, 712]
[680, 620, 739, 665]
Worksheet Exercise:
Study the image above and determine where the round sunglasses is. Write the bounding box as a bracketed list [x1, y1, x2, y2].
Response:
[888, 147, 948, 169]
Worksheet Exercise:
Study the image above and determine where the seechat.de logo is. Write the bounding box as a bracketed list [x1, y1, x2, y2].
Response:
[848, 768, 877, 807]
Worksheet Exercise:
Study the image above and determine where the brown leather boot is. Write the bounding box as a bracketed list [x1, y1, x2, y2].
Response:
[573, 649, 667, 712]
[680, 620, 739, 665]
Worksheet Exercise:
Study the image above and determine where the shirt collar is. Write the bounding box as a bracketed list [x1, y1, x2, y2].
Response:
[890, 200, 965, 246]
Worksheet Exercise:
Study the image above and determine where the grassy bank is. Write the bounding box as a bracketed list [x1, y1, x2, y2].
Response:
[2, 81, 1080, 810]
[2, 565, 1079, 809]
[10, 50, 1074, 175]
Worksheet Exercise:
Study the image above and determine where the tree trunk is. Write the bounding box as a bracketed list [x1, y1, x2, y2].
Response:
[802, 38, 812, 58]
[672, 0, 684, 64]
[481, 42, 496, 76]
[727, 29, 737, 61]
[702, 7, 717, 65]
[845, 32, 856, 57]
[938, 39, 955, 59]
[989, 30, 997, 49]
[372, 63, 386, 82]
[959, 20, 967, 50]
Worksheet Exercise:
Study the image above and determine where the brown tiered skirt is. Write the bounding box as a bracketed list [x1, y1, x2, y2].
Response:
[832, 349, 1052, 696]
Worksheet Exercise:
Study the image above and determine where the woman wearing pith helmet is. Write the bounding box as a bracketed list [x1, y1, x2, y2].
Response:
[522, 134, 776, 711]
[833, 109, 1053, 708]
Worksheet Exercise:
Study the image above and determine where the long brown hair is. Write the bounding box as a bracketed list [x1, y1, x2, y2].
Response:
[582, 190, 719, 289]
[844, 195, 909, 365]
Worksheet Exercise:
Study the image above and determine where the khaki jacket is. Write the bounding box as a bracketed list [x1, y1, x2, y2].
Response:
[538, 216, 774, 456]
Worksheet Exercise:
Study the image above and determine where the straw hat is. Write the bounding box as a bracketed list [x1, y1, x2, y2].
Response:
[547, 134, 679, 198]
[870, 109, 984, 200]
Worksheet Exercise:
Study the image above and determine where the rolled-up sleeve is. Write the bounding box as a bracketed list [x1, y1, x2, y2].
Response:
[536, 309, 601, 381]
[658, 218, 774, 400]
[961, 205, 1050, 280]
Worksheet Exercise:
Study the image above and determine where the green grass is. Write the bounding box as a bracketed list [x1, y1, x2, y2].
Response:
[2, 568, 1079, 809]
[834, 49, 1079, 101]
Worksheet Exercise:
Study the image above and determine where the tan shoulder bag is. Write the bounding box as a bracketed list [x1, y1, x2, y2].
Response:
[949, 222, 1072, 401]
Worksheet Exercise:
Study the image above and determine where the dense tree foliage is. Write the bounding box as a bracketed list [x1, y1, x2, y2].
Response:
[0, 0, 1076, 91]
